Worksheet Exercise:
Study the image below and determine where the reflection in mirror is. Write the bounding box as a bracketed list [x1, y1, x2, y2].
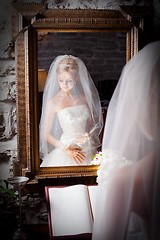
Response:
[38, 69, 47, 92]
[38, 54, 103, 168]
[37, 32, 126, 168]
[38, 32, 126, 98]
[38, 69, 47, 121]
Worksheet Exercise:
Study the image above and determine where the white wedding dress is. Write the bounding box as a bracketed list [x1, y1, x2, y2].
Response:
[40, 104, 94, 167]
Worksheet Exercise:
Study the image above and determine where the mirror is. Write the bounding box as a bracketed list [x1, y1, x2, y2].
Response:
[14, 4, 140, 181]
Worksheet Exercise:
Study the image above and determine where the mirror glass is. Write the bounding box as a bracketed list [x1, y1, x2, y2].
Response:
[38, 31, 126, 95]
[37, 31, 126, 167]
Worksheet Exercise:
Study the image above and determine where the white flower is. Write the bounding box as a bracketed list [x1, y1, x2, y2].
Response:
[90, 151, 103, 165]
[96, 149, 133, 183]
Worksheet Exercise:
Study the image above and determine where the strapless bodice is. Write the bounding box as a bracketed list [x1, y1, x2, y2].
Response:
[40, 104, 94, 167]
[57, 105, 90, 138]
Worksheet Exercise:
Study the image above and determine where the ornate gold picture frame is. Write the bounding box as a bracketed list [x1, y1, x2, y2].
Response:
[14, 3, 142, 182]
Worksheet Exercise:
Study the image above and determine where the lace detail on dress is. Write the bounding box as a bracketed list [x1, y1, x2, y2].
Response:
[58, 105, 90, 140]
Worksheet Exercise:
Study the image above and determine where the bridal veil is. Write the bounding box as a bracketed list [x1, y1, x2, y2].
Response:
[92, 41, 160, 240]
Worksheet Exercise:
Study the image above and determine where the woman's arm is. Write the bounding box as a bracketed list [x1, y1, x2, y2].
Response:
[45, 101, 65, 150]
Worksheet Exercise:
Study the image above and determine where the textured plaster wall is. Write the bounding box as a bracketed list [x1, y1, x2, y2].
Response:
[0, 0, 160, 180]
[0, 0, 16, 179]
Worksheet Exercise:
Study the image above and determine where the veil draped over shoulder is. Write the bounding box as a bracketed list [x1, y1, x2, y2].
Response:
[39, 55, 103, 159]
[92, 41, 160, 240]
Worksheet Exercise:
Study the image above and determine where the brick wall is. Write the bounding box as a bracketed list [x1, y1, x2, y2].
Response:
[38, 32, 126, 82]
[38, 31, 126, 100]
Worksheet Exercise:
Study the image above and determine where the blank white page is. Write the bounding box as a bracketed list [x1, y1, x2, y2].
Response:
[48, 184, 93, 237]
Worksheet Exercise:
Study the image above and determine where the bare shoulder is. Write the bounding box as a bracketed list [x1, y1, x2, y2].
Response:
[79, 95, 87, 105]
[47, 96, 58, 112]
[49, 93, 64, 112]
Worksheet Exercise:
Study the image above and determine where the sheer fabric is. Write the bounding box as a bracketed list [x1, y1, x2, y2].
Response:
[39, 55, 103, 166]
[92, 41, 160, 240]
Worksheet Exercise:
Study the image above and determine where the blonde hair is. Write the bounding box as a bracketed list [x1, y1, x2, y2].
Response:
[57, 57, 78, 75]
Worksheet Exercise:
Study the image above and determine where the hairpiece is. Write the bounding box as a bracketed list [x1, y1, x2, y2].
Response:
[58, 58, 78, 71]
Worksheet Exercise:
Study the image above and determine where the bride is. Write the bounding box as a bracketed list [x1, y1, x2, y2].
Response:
[39, 55, 103, 167]
[92, 41, 160, 240]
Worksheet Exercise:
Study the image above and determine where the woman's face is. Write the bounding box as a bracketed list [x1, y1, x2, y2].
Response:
[58, 72, 75, 92]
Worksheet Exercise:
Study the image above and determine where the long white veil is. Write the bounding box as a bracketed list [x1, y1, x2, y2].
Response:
[92, 41, 160, 240]
[39, 55, 103, 158]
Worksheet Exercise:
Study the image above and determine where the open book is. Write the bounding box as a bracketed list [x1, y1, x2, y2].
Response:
[45, 184, 98, 239]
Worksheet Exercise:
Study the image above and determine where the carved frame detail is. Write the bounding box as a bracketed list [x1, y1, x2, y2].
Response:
[14, 3, 145, 182]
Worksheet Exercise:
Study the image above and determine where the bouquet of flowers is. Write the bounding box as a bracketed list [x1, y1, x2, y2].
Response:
[96, 149, 133, 183]
[90, 151, 103, 165]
